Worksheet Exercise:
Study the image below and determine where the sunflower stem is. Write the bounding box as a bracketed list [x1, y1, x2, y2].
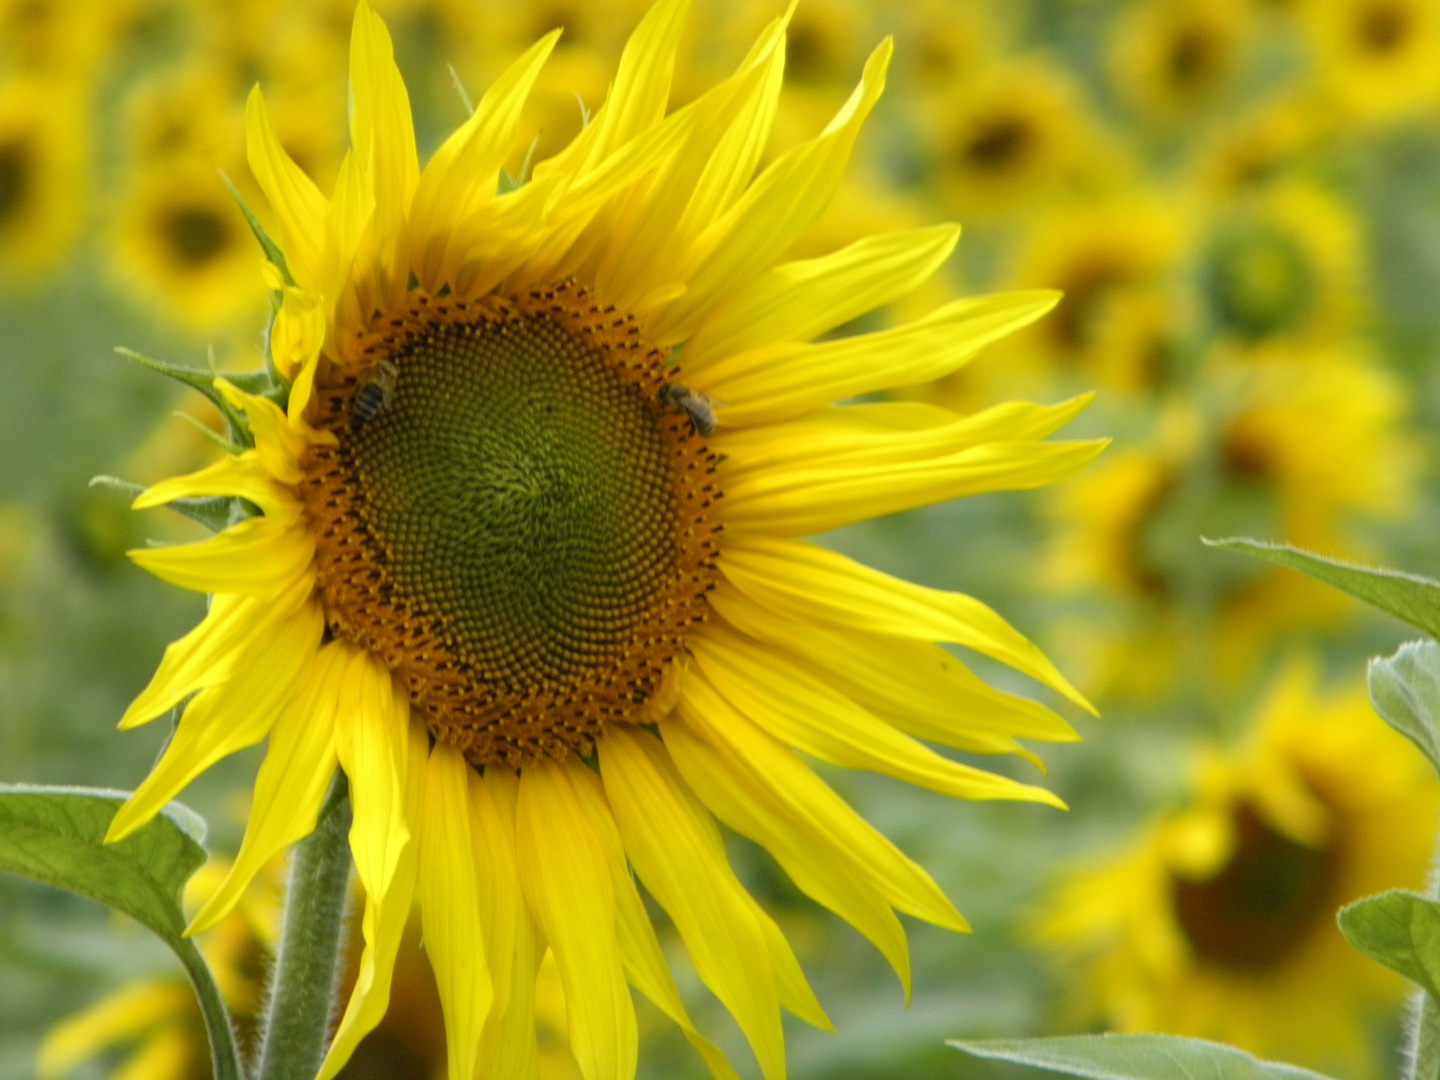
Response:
[254, 772, 354, 1080]
[1402, 821, 1440, 1080]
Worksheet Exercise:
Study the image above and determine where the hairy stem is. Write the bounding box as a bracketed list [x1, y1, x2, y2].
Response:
[254, 772, 354, 1080]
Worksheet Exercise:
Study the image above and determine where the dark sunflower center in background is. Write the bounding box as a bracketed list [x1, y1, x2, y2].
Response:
[1358, 2, 1409, 53]
[163, 205, 230, 268]
[0, 138, 31, 226]
[1171, 799, 1339, 970]
[302, 285, 722, 767]
[963, 115, 1035, 172]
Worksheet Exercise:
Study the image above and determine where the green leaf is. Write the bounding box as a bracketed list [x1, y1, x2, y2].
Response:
[0, 785, 205, 942]
[0, 786, 243, 1080]
[90, 475, 243, 534]
[1203, 537, 1440, 639]
[950, 1035, 1337, 1080]
[1368, 640, 1440, 778]
[1338, 890, 1440, 997]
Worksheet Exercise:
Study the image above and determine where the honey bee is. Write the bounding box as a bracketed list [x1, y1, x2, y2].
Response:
[352, 359, 398, 428]
[658, 382, 716, 436]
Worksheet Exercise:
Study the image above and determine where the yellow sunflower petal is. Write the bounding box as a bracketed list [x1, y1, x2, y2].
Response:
[245, 87, 327, 289]
[516, 758, 636, 1080]
[214, 380, 308, 483]
[696, 291, 1060, 426]
[592, 15, 789, 308]
[420, 742, 495, 1080]
[317, 149, 375, 312]
[571, 0, 688, 168]
[691, 623, 1065, 808]
[652, 38, 892, 342]
[683, 224, 959, 367]
[111, 1025, 193, 1080]
[722, 536, 1094, 713]
[349, 1, 418, 267]
[408, 30, 560, 286]
[128, 517, 313, 600]
[37, 980, 191, 1080]
[709, 583, 1075, 752]
[723, 438, 1107, 538]
[565, 756, 744, 1080]
[712, 396, 1094, 475]
[661, 713, 911, 995]
[473, 771, 544, 1080]
[186, 643, 346, 936]
[107, 599, 323, 842]
[334, 649, 415, 901]
[601, 726, 809, 1080]
[677, 670, 968, 933]
[318, 713, 429, 1080]
[132, 451, 298, 525]
[119, 576, 312, 730]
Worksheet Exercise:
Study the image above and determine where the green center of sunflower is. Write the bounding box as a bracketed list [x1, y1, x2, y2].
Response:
[1171, 800, 1338, 970]
[1203, 220, 1314, 340]
[349, 318, 678, 685]
[164, 205, 231, 268]
[302, 286, 722, 767]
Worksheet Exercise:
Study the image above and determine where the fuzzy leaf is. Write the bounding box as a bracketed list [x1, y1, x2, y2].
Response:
[0, 784, 206, 945]
[1338, 890, 1440, 998]
[950, 1035, 1337, 1080]
[1368, 640, 1440, 778]
[1203, 537, 1440, 639]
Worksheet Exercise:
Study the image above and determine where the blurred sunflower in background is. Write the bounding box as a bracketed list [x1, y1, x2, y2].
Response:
[1035, 663, 1439, 1077]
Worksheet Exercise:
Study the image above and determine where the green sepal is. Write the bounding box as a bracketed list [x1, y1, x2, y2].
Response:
[89, 475, 250, 534]
[950, 1035, 1337, 1080]
[222, 366, 290, 409]
[116, 347, 253, 447]
[1203, 537, 1440, 639]
[1338, 890, 1440, 998]
[0, 785, 243, 1080]
[219, 170, 295, 289]
[1369, 640, 1440, 779]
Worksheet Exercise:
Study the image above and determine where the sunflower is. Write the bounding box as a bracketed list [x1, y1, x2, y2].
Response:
[1189, 95, 1329, 199]
[104, 3, 1101, 1079]
[1111, 0, 1254, 123]
[1302, 0, 1440, 122]
[919, 57, 1096, 221]
[0, 74, 88, 276]
[108, 156, 266, 332]
[1045, 348, 1413, 697]
[1198, 179, 1366, 345]
[37, 857, 452, 1080]
[1034, 661, 1440, 1078]
[991, 193, 1187, 396]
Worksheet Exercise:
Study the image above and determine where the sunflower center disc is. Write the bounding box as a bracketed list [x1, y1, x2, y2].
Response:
[301, 287, 722, 767]
[1170, 800, 1338, 970]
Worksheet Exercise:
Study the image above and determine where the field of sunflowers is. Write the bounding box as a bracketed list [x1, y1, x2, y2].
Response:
[5, 0, 1440, 1079]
